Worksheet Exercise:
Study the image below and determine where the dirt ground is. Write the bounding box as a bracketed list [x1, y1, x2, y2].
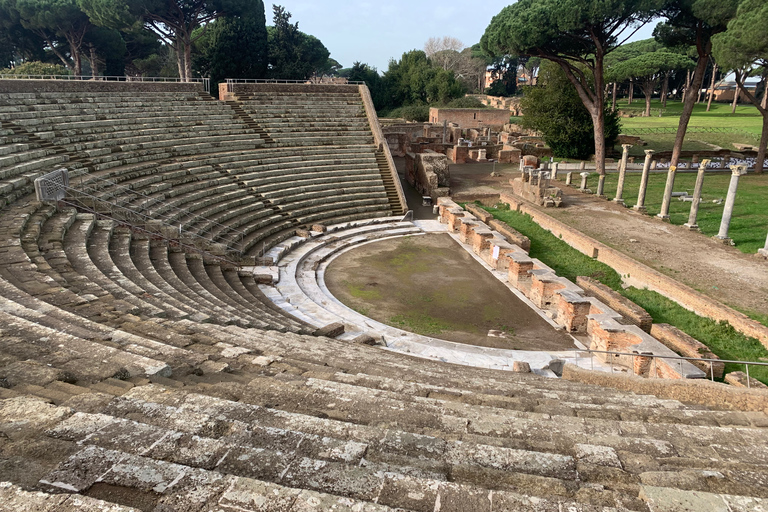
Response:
[545, 187, 768, 318]
[440, 159, 768, 319]
[325, 233, 575, 350]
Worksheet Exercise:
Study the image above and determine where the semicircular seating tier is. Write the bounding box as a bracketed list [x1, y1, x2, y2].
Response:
[1, 80, 767, 512]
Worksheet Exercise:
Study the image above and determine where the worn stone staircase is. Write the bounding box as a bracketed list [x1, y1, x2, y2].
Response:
[375, 148, 405, 216]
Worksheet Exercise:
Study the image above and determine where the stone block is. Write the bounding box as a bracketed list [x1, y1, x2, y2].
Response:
[650, 323, 724, 379]
[465, 203, 492, 223]
[313, 322, 345, 338]
[577, 276, 652, 332]
[488, 219, 530, 252]
[725, 371, 768, 389]
[512, 361, 531, 373]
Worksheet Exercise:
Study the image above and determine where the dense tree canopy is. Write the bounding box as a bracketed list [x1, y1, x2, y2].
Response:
[654, 0, 739, 167]
[266, 5, 330, 80]
[381, 50, 464, 111]
[193, 0, 268, 86]
[522, 61, 620, 160]
[79, 0, 251, 80]
[712, 0, 768, 173]
[607, 40, 694, 116]
[482, 0, 663, 178]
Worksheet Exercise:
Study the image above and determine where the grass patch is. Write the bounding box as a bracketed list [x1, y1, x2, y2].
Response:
[346, 282, 382, 301]
[487, 205, 624, 289]
[483, 205, 768, 384]
[611, 99, 763, 157]
[389, 313, 453, 336]
[577, 172, 768, 254]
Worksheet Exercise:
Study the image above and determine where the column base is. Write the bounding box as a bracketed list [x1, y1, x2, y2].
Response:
[713, 235, 733, 245]
[595, 194, 606, 199]
[612, 198, 625, 205]
[656, 214, 670, 222]
[683, 223, 699, 231]
[758, 248, 768, 258]
[632, 205, 646, 213]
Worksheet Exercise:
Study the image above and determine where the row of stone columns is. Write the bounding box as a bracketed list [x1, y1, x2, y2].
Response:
[565, 145, 759, 247]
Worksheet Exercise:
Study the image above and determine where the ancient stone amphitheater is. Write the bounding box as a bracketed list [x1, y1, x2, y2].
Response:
[0, 79, 766, 512]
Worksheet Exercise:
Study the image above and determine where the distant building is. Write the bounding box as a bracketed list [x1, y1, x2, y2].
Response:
[711, 81, 760, 103]
[428, 108, 510, 129]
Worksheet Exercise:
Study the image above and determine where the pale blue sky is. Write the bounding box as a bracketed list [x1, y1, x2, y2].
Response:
[275, 1, 658, 72]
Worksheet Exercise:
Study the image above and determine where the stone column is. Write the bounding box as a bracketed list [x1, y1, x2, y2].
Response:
[596, 174, 606, 198]
[579, 172, 590, 191]
[657, 165, 677, 220]
[683, 159, 711, 230]
[579, 161, 586, 171]
[551, 162, 559, 180]
[634, 150, 654, 212]
[565, 171, 573, 185]
[614, 144, 632, 205]
[759, 232, 768, 258]
[714, 165, 747, 243]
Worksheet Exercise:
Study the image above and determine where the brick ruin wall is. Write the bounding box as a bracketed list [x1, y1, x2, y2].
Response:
[498, 193, 768, 349]
[404, 151, 450, 201]
[437, 198, 706, 380]
[428, 108, 510, 129]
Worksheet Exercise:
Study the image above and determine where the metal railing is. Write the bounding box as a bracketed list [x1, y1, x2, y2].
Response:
[574, 348, 768, 388]
[225, 78, 364, 93]
[41, 172, 249, 260]
[0, 74, 211, 92]
[57, 197, 240, 267]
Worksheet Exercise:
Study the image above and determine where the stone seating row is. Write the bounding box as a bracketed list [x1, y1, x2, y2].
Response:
[437, 199, 705, 380]
[0, 200, 312, 337]
[3, 328, 768, 511]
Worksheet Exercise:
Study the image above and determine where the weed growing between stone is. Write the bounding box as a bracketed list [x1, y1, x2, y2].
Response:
[485, 205, 768, 385]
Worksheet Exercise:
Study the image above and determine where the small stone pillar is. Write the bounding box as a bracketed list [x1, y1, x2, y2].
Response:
[551, 162, 559, 180]
[657, 165, 677, 221]
[714, 165, 747, 244]
[565, 171, 573, 185]
[579, 161, 586, 171]
[759, 232, 768, 258]
[523, 165, 533, 182]
[596, 174, 606, 198]
[614, 144, 632, 205]
[683, 159, 710, 230]
[579, 172, 590, 191]
[634, 150, 654, 212]
[477, 148, 487, 160]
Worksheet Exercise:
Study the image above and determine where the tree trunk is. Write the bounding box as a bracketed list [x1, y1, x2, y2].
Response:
[89, 45, 98, 77]
[762, 78, 768, 109]
[612, 82, 617, 112]
[73, 51, 82, 77]
[628, 78, 634, 105]
[706, 62, 717, 112]
[757, 113, 767, 174]
[682, 69, 692, 103]
[670, 40, 711, 168]
[662, 72, 669, 108]
[731, 80, 739, 114]
[644, 87, 652, 117]
[174, 34, 185, 79]
[184, 38, 193, 82]
[593, 62, 607, 177]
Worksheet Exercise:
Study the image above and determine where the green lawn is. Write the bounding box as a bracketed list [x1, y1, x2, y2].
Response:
[616, 99, 764, 156]
[585, 171, 768, 254]
[482, 205, 768, 385]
